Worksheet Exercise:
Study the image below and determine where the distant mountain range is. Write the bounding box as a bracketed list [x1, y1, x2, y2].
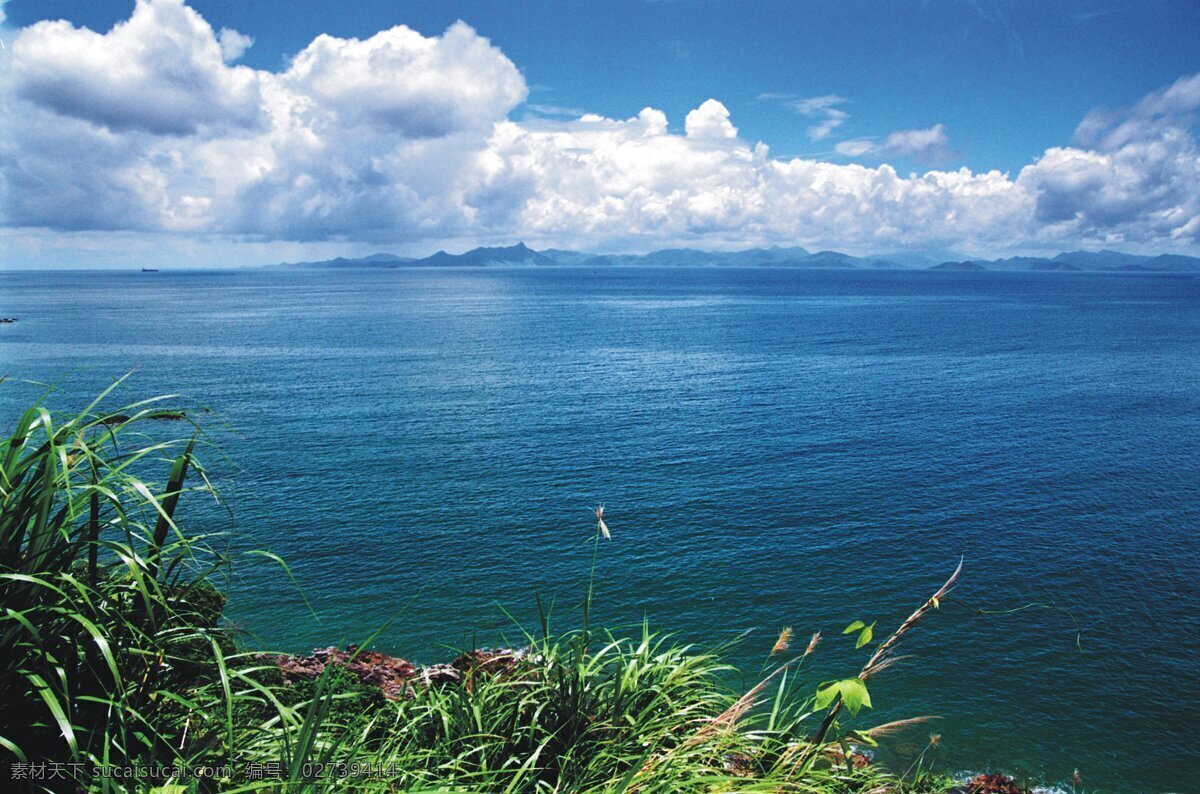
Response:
[276, 243, 1200, 272]
[935, 250, 1200, 272]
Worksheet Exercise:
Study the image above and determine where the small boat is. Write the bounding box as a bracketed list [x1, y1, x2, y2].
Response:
[0, 318, 16, 324]
[141, 268, 159, 272]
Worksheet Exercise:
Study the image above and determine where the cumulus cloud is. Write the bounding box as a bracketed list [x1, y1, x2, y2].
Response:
[2, 0, 526, 239]
[836, 124, 954, 165]
[282, 21, 525, 138]
[1075, 71, 1200, 150]
[685, 99, 738, 140]
[9, 0, 262, 135]
[479, 116, 1028, 249]
[218, 27, 253, 62]
[1, 0, 1198, 255]
[1015, 74, 1200, 245]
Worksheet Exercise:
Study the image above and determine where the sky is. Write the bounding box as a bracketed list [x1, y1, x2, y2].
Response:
[1, 0, 1199, 267]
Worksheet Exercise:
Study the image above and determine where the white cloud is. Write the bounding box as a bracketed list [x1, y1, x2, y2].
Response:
[218, 27, 253, 62]
[281, 21, 525, 138]
[833, 139, 876, 157]
[836, 124, 954, 164]
[2, 0, 526, 239]
[781, 94, 849, 141]
[1006, 71, 1200, 245]
[882, 124, 952, 159]
[468, 102, 1030, 251]
[684, 99, 738, 140]
[523, 103, 588, 119]
[790, 95, 845, 114]
[1, 0, 1198, 259]
[10, 0, 262, 135]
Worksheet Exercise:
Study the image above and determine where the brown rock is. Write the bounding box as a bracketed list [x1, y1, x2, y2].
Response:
[450, 648, 523, 677]
[273, 645, 416, 700]
[416, 663, 461, 686]
[825, 746, 872, 769]
[962, 773, 1028, 794]
[271, 646, 527, 699]
[449, 648, 524, 692]
[722, 752, 756, 777]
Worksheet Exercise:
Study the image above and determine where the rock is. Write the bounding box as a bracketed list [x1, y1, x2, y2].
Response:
[449, 648, 525, 692]
[722, 752, 756, 777]
[417, 663, 461, 686]
[825, 746, 872, 769]
[273, 645, 416, 700]
[956, 773, 1028, 794]
[271, 645, 526, 699]
[450, 648, 523, 677]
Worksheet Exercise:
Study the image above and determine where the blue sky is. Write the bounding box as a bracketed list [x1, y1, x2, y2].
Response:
[2, 0, 1199, 266]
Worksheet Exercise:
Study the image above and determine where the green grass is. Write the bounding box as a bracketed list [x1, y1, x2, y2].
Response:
[0, 383, 961, 793]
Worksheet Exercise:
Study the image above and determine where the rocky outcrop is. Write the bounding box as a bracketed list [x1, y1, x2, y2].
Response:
[272, 645, 524, 699]
[273, 645, 417, 699]
[956, 773, 1028, 794]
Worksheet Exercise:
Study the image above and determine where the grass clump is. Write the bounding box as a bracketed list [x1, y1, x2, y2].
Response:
[0, 383, 960, 792]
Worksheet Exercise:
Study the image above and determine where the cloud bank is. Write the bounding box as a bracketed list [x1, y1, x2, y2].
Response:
[1, 0, 1198, 257]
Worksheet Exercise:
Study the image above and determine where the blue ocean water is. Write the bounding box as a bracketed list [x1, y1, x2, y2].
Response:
[1, 267, 1197, 791]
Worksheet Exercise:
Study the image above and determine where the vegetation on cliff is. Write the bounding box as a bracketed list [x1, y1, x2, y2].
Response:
[0, 383, 1017, 792]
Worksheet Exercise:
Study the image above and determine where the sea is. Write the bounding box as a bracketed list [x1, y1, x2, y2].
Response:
[1, 266, 1197, 791]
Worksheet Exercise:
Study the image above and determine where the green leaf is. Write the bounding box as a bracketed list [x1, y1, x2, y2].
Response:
[814, 678, 873, 716]
[814, 681, 839, 710]
[842, 620, 866, 634]
[844, 729, 877, 747]
[855, 621, 876, 649]
[839, 679, 872, 714]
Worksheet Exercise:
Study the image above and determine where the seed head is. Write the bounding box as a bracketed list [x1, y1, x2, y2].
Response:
[595, 505, 610, 540]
